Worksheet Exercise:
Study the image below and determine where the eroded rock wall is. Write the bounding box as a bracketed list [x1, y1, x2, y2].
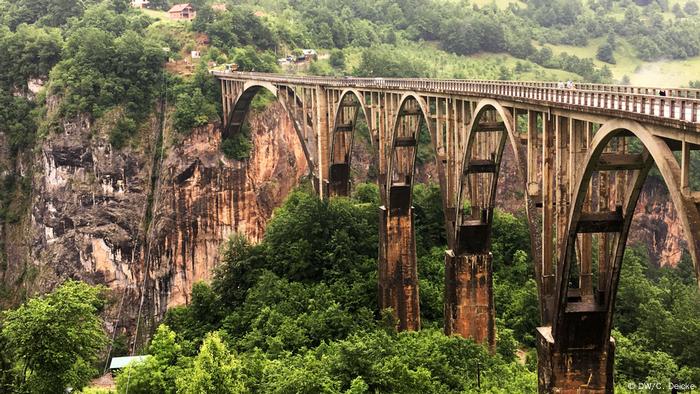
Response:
[147, 103, 307, 314]
[0, 101, 307, 332]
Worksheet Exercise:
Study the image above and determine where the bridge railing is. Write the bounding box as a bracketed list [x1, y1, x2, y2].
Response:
[212, 71, 700, 124]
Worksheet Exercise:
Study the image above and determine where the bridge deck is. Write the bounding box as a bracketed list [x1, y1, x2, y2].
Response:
[213, 71, 700, 132]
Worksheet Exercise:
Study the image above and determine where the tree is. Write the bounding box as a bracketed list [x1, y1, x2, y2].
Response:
[116, 325, 184, 394]
[353, 45, 427, 77]
[1, 280, 107, 393]
[176, 332, 246, 394]
[596, 42, 616, 64]
[173, 89, 217, 133]
[672, 3, 685, 17]
[684, 1, 699, 15]
[329, 49, 345, 69]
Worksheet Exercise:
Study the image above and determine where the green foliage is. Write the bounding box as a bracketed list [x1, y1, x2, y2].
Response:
[116, 325, 187, 394]
[597, 42, 616, 64]
[412, 183, 446, 255]
[173, 89, 217, 133]
[231, 46, 279, 73]
[176, 331, 247, 394]
[194, 6, 276, 51]
[0, 92, 37, 156]
[1, 280, 107, 393]
[353, 45, 427, 77]
[417, 247, 445, 325]
[613, 245, 700, 388]
[351, 183, 380, 206]
[0, 0, 101, 29]
[110, 116, 137, 149]
[221, 131, 253, 161]
[329, 49, 346, 69]
[49, 22, 166, 119]
[0, 24, 62, 91]
[263, 191, 378, 282]
[491, 210, 531, 267]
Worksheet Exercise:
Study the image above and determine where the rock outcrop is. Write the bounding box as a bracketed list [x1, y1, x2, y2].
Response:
[0, 101, 307, 334]
[147, 103, 307, 314]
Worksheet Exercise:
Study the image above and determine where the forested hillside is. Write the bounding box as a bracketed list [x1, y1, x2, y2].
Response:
[0, 0, 699, 393]
[185, 0, 700, 84]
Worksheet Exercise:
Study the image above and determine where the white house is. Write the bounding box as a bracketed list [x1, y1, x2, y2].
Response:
[130, 0, 149, 9]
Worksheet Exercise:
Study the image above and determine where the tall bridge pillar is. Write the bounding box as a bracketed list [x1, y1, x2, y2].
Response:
[536, 328, 615, 393]
[378, 204, 420, 331]
[444, 251, 495, 349]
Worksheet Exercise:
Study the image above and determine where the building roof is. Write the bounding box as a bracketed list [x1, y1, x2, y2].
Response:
[168, 3, 193, 12]
[109, 355, 149, 369]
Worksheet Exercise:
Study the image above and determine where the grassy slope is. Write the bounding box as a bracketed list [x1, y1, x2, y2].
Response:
[145, 3, 694, 86]
[466, 0, 698, 87]
[338, 41, 579, 81]
[547, 37, 700, 87]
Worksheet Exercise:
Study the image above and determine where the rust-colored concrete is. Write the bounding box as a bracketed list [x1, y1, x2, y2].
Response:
[444, 252, 495, 351]
[537, 327, 615, 393]
[379, 206, 420, 331]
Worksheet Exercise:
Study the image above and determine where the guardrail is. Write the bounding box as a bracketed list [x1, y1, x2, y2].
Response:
[212, 71, 700, 124]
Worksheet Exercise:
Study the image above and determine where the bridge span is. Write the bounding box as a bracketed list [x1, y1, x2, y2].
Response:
[213, 71, 700, 393]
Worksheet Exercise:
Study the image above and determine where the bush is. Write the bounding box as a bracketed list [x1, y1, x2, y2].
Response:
[596, 42, 616, 64]
[329, 49, 345, 69]
[173, 89, 217, 134]
[110, 117, 137, 149]
[220, 130, 253, 161]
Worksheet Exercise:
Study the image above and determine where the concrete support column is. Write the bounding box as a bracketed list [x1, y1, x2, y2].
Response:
[536, 327, 615, 393]
[328, 164, 350, 197]
[316, 86, 330, 199]
[378, 206, 420, 331]
[444, 251, 495, 350]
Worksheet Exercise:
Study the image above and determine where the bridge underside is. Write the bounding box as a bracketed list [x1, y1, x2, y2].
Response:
[216, 72, 700, 393]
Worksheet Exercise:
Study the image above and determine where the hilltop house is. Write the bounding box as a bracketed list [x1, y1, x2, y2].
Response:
[211, 3, 227, 12]
[130, 0, 149, 8]
[168, 3, 196, 20]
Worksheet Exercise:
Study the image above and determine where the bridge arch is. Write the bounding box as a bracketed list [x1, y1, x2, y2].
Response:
[446, 99, 535, 347]
[379, 92, 436, 332]
[535, 119, 700, 392]
[225, 82, 278, 137]
[454, 99, 530, 250]
[328, 89, 373, 197]
[386, 92, 436, 210]
[554, 119, 700, 343]
[224, 81, 315, 175]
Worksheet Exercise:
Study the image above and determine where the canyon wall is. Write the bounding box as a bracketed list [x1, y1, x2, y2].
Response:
[0, 101, 307, 334]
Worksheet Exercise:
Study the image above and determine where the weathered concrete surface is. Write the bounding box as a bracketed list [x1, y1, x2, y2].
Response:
[378, 206, 420, 331]
[444, 252, 495, 351]
[537, 327, 615, 393]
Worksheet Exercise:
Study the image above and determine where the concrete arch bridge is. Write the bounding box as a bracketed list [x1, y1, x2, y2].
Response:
[213, 71, 700, 393]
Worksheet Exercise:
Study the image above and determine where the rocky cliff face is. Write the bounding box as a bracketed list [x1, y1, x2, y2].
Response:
[147, 104, 307, 313]
[629, 178, 687, 267]
[0, 101, 307, 333]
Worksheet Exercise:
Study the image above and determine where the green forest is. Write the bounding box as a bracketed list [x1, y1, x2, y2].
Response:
[0, 0, 699, 392]
[1, 185, 699, 393]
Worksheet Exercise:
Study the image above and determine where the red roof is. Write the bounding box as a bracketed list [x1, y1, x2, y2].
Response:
[168, 3, 193, 12]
